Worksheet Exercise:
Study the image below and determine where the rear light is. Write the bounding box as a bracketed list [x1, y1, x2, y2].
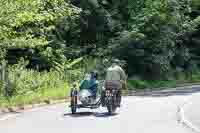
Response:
[106, 90, 113, 96]
[105, 90, 110, 96]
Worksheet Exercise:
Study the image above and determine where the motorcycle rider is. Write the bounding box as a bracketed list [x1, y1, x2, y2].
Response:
[105, 59, 127, 89]
[102, 59, 127, 107]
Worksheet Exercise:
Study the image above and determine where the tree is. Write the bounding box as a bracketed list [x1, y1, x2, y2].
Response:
[0, 0, 81, 69]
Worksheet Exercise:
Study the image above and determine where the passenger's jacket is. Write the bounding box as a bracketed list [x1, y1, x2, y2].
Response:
[79, 79, 99, 95]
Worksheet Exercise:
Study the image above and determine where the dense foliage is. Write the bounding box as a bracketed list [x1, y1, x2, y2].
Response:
[73, 0, 200, 80]
[0, 0, 81, 69]
[1, 0, 200, 100]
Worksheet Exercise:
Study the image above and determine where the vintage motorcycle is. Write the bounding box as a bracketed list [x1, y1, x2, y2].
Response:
[69, 76, 121, 115]
[101, 81, 122, 114]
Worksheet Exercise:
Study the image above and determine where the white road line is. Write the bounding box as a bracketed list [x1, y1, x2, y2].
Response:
[0, 113, 20, 121]
[180, 101, 200, 133]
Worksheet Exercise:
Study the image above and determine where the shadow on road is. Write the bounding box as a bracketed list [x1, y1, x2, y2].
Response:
[63, 112, 118, 118]
[93, 112, 118, 117]
[63, 112, 93, 117]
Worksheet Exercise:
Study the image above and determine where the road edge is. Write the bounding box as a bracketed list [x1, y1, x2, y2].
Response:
[178, 100, 200, 133]
[0, 98, 70, 116]
[124, 84, 200, 96]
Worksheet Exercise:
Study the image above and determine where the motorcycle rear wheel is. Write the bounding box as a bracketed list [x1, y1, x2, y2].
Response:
[71, 97, 77, 114]
[107, 104, 117, 115]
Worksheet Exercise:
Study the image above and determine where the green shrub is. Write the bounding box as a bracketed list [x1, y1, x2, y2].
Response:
[128, 80, 149, 90]
[0, 58, 84, 107]
[128, 72, 200, 90]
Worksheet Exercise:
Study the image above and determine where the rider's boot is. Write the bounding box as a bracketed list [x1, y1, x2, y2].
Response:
[101, 91, 106, 107]
[117, 90, 121, 107]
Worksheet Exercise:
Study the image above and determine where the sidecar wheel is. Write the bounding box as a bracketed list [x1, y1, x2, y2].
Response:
[70, 90, 78, 114]
[71, 97, 77, 114]
[71, 106, 77, 114]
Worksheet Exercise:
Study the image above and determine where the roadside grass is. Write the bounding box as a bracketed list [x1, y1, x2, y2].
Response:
[128, 80, 177, 90]
[0, 64, 79, 108]
[0, 59, 86, 108]
[128, 72, 200, 90]
[0, 83, 70, 108]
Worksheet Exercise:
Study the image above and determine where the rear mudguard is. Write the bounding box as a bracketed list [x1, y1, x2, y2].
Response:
[103, 89, 121, 107]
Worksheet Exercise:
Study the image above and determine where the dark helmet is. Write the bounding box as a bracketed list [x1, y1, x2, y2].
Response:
[90, 71, 98, 79]
[112, 58, 120, 64]
[72, 83, 77, 87]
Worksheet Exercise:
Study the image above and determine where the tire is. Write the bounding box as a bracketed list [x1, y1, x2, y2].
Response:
[107, 104, 117, 115]
[106, 95, 117, 115]
[70, 90, 78, 114]
[71, 97, 77, 114]
[101, 90, 106, 107]
[71, 106, 77, 114]
[116, 90, 122, 107]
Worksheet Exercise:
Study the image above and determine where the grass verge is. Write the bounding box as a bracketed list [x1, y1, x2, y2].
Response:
[128, 72, 200, 90]
[0, 83, 71, 108]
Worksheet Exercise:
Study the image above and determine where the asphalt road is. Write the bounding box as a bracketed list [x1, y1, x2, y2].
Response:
[0, 95, 197, 133]
[183, 93, 200, 132]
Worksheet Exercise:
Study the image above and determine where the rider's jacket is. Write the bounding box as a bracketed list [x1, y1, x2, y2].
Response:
[105, 65, 126, 81]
